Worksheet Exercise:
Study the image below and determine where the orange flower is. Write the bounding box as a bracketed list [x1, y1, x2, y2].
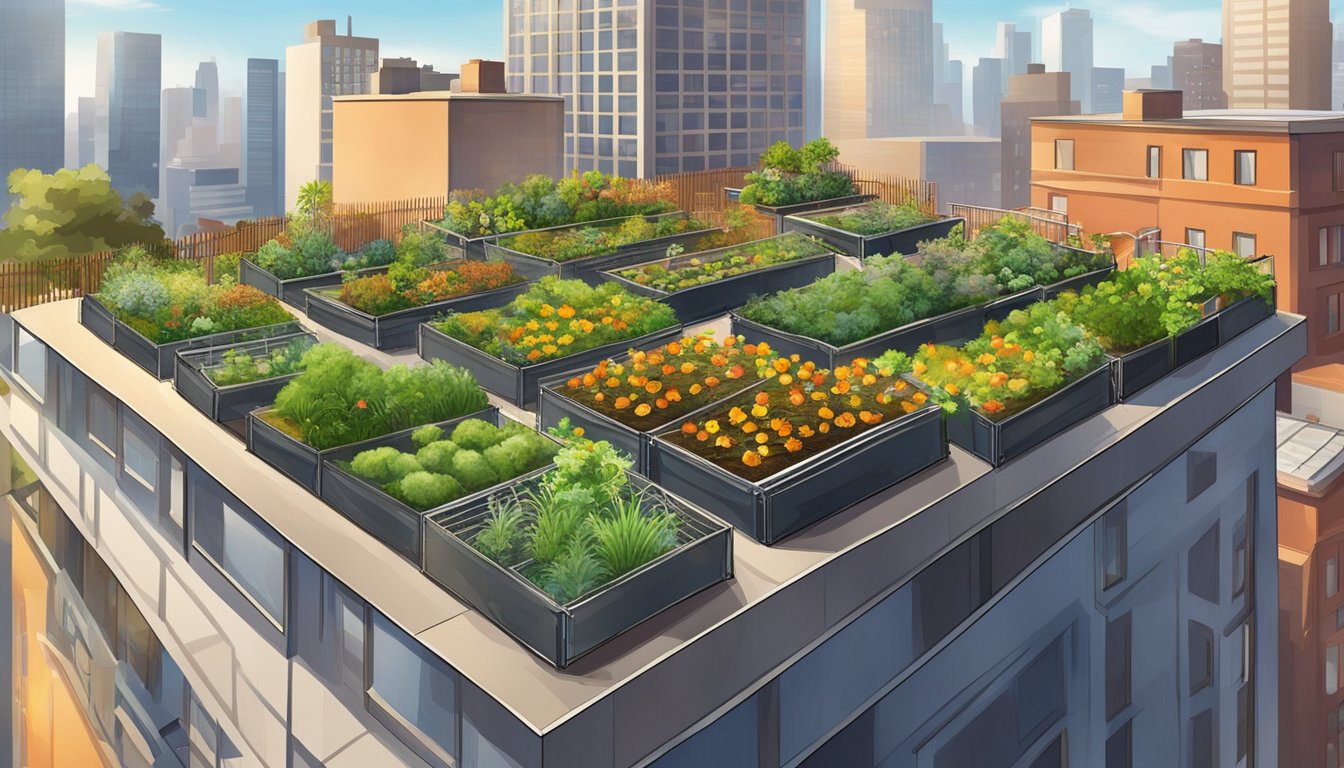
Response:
[689, 383, 703, 395]
[662, 364, 676, 376]
[680, 362, 696, 374]
[568, 377, 582, 389]
[743, 343, 758, 355]
[983, 400, 1005, 414]
[696, 430, 710, 442]
[797, 425, 815, 438]
[681, 422, 699, 435]
[785, 438, 803, 453]
[818, 422, 831, 434]
[989, 372, 1009, 388]
[755, 433, 769, 445]
[913, 392, 929, 404]
[705, 376, 722, 387]
[728, 406, 748, 425]
[356, 399, 368, 410]
[818, 406, 834, 419]
[978, 353, 996, 365]
[789, 390, 806, 406]
[742, 422, 759, 434]
[582, 373, 597, 387]
[834, 412, 857, 428]
[606, 376, 621, 388]
[742, 451, 762, 467]
[666, 389, 682, 402]
[527, 349, 543, 361]
[832, 380, 852, 395]
[727, 365, 746, 379]
[715, 435, 736, 448]
[666, 341, 682, 355]
[990, 336, 1005, 349]
[901, 401, 918, 413]
[1023, 350, 1035, 362]
[615, 396, 632, 410]
[859, 411, 883, 425]
[557, 305, 576, 318]
[944, 383, 960, 396]
[655, 398, 669, 409]
[834, 366, 851, 381]
[594, 393, 605, 402]
[635, 403, 652, 417]
[645, 380, 664, 394]
[772, 358, 791, 374]
[754, 391, 771, 406]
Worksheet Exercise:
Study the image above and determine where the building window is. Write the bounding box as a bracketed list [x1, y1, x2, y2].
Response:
[1329, 644, 1340, 695]
[368, 613, 458, 767]
[1332, 558, 1341, 598]
[1183, 149, 1209, 181]
[1106, 612, 1132, 720]
[1102, 502, 1127, 590]
[1233, 517, 1248, 599]
[1189, 621, 1214, 694]
[1232, 232, 1257, 258]
[1318, 226, 1344, 267]
[1235, 150, 1257, 185]
[1050, 194, 1068, 216]
[120, 409, 159, 493]
[86, 382, 118, 458]
[1330, 293, 1342, 336]
[1334, 151, 1344, 192]
[1187, 450, 1217, 502]
[14, 326, 46, 401]
[1237, 684, 1251, 764]
[189, 465, 287, 629]
[1147, 146, 1161, 178]
[1191, 710, 1214, 768]
[1189, 523, 1220, 602]
[1186, 228, 1207, 250]
[1055, 139, 1075, 170]
[1106, 720, 1132, 768]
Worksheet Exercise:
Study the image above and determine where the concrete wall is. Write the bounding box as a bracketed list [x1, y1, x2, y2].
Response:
[284, 42, 321, 213]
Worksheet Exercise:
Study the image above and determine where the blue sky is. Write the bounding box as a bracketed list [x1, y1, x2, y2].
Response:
[60, 0, 1310, 113]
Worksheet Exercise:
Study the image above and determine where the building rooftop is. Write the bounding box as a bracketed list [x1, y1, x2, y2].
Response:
[1277, 414, 1344, 496]
[1032, 108, 1344, 133]
[836, 135, 1002, 144]
[8, 299, 1305, 761]
[332, 91, 563, 103]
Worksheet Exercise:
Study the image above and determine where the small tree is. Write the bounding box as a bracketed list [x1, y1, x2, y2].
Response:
[799, 138, 841, 174]
[295, 179, 334, 225]
[0, 165, 166, 260]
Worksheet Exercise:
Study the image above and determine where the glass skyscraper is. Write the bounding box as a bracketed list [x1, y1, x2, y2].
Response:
[0, 0, 65, 184]
[505, 0, 815, 177]
[95, 31, 162, 199]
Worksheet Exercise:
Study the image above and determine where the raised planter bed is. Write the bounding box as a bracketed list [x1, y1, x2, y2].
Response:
[78, 296, 301, 380]
[782, 207, 964, 260]
[484, 213, 720, 286]
[173, 332, 317, 423]
[1109, 338, 1174, 402]
[421, 219, 499, 262]
[600, 235, 838, 324]
[1215, 294, 1275, 346]
[303, 279, 532, 351]
[751, 194, 876, 234]
[648, 395, 947, 545]
[423, 471, 733, 668]
[417, 323, 685, 409]
[239, 258, 389, 309]
[940, 362, 1114, 467]
[316, 407, 559, 562]
[246, 405, 496, 494]
[730, 287, 1043, 369]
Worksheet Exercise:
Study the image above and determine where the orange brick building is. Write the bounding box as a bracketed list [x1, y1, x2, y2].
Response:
[1030, 89, 1344, 374]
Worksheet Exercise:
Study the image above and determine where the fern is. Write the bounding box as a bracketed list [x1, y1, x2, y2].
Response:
[526, 484, 586, 566]
[473, 496, 527, 567]
[541, 536, 608, 604]
[589, 492, 681, 578]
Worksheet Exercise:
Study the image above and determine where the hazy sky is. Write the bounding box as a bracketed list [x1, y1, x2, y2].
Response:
[60, 0, 1284, 113]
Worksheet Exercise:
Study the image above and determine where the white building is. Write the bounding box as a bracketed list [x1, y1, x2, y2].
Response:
[1041, 8, 1094, 113]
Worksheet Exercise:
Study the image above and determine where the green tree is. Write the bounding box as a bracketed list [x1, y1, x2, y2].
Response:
[295, 179, 334, 224]
[0, 165, 166, 260]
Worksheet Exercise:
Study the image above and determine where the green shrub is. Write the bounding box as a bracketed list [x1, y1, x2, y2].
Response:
[350, 446, 422, 485]
[739, 139, 855, 207]
[411, 424, 445, 449]
[451, 419, 503, 452]
[450, 450, 500, 492]
[416, 440, 461, 474]
[396, 471, 465, 509]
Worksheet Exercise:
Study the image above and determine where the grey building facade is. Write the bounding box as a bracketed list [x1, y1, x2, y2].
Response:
[244, 58, 283, 219]
[0, 0, 65, 183]
[95, 31, 162, 199]
[505, 0, 816, 177]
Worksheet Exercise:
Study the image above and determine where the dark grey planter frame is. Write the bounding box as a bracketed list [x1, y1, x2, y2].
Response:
[729, 287, 1043, 369]
[600, 235, 838, 324]
[316, 407, 564, 563]
[782, 207, 964, 260]
[416, 322, 685, 409]
[423, 472, 733, 668]
[245, 405, 496, 494]
[1109, 338, 1174, 402]
[239, 258, 391, 309]
[484, 213, 720, 286]
[751, 194, 876, 234]
[79, 293, 117, 345]
[420, 219, 501, 262]
[940, 362, 1114, 467]
[173, 331, 317, 423]
[78, 296, 302, 380]
[302, 278, 532, 351]
[648, 398, 947, 545]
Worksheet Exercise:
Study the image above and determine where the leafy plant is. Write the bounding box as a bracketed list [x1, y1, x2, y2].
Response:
[473, 497, 528, 567]
[811, 200, 937, 236]
[437, 172, 679, 239]
[499, 213, 707, 263]
[739, 138, 856, 207]
[396, 471, 466, 509]
[589, 495, 679, 578]
[541, 536, 608, 604]
[204, 336, 313, 387]
[616, 233, 831, 292]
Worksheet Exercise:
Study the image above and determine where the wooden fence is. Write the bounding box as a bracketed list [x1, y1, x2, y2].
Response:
[946, 203, 1082, 245]
[0, 197, 449, 313]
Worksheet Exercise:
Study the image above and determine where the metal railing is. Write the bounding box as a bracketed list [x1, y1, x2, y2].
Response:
[945, 203, 1082, 245]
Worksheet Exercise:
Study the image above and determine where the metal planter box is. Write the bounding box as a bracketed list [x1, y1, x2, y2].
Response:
[941, 362, 1114, 467]
[729, 287, 1043, 369]
[421, 220, 496, 262]
[1109, 338, 1174, 402]
[246, 405, 495, 494]
[78, 297, 302, 380]
[315, 407, 552, 563]
[648, 401, 947, 545]
[239, 258, 389, 309]
[173, 331, 317, 423]
[751, 194, 876, 234]
[1215, 295, 1274, 346]
[79, 294, 117, 345]
[537, 373, 766, 475]
[485, 213, 720, 286]
[302, 279, 532, 350]
[782, 210, 964, 260]
[600, 239, 838, 324]
[422, 472, 733, 668]
[417, 323, 685, 409]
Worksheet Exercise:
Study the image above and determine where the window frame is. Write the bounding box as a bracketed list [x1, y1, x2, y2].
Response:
[1182, 148, 1210, 181]
[13, 325, 48, 402]
[1234, 150, 1257, 185]
[1185, 228, 1207, 250]
[1333, 150, 1344, 192]
[1232, 232, 1257, 258]
[1055, 138, 1075, 171]
[365, 612, 461, 768]
[1146, 145, 1161, 179]
[1329, 292, 1342, 336]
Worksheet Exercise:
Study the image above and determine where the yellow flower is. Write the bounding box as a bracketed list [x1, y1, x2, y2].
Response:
[1008, 378, 1029, 393]
[558, 305, 576, 318]
[751, 404, 769, 418]
[818, 406, 834, 419]
[557, 334, 575, 346]
[705, 420, 720, 434]
[755, 432, 769, 444]
[610, 296, 622, 307]
[539, 304, 555, 317]
[757, 445, 770, 457]
[635, 403, 652, 416]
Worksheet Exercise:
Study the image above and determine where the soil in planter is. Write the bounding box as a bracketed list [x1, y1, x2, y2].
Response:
[558, 334, 777, 431]
[664, 353, 926, 483]
[258, 409, 305, 440]
[613, 234, 830, 292]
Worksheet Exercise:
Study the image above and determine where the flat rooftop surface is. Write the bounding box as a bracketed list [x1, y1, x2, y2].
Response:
[1277, 414, 1344, 495]
[11, 298, 1305, 740]
[1032, 108, 1344, 133]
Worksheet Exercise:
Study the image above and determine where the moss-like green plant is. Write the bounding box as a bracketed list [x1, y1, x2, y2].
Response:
[451, 418, 505, 452]
[450, 450, 499, 492]
[349, 447, 422, 485]
[415, 440, 461, 474]
[411, 424, 445, 449]
[396, 471, 464, 509]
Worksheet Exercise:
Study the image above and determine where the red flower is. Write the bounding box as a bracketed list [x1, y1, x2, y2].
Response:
[356, 400, 367, 410]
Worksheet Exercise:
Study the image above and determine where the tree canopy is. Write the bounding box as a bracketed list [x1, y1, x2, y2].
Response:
[0, 165, 166, 260]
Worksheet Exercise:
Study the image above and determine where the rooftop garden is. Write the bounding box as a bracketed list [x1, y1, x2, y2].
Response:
[251, 221, 402, 281]
[96, 247, 293, 343]
[204, 335, 314, 387]
[738, 138, 858, 208]
[265, 344, 488, 449]
[808, 199, 940, 236]
[329, 257, 522, 316]
[496, 213, 708, 263]
[737, 218, 1112, 347]
[428, 277, 678, 365]
[436, 171, 679, 239]
[614, 233, 832, 293]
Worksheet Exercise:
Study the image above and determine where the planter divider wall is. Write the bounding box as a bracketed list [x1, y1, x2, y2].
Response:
[1110, 338, 1174, 402]
[79, 294, 117, 345]
[781, 209, 964, 260]
[303, 279, 532, 351]
[173, 331, 317, 423]
[423, 472, 733, 668]
[648, 399, 947, 544]
[239, 258, 390, 309]
[751, 194, 876, 234]
[417, 323, 685, 408]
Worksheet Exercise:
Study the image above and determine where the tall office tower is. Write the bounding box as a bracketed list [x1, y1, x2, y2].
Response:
[930, 24, 963, 133]
[1041, 8, 1094, 112]
[76, 96, 94, 167]
[1173, 39, 1228, 110]
[244, 58, 282, 218]
[284, 18, 377, 210]
[1152, 59, 1174, 89]
[95, 31, 162, 199]
[942, 60, 965, 127]
[505, 0, 815, 177]
[824, 0, 934, 139]
[805, 0, 822, 140]
[194, 60, 219, 124]
[160, 86, 197, 195]
[972, 57, 1003, 137]
[993, 22, 1033, 82]
[1222, 0, 1331, 109]
[1001, 63, 1076, 209]
[0, 0, 65, 184]
[1334, 22, 1344, 109]
[1090, 66, 1125, 113]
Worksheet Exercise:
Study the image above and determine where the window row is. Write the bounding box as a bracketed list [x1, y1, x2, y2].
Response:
[1052, 140, 1258, 185]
